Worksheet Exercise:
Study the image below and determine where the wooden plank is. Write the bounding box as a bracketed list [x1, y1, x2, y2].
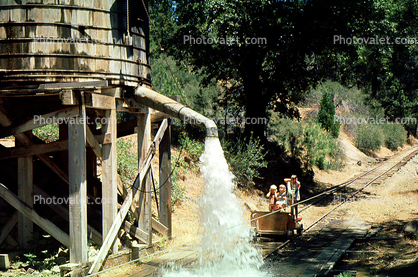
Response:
[0, 133, 111, 160]
[101, 109, 118, 254]
[122, 220, 148, 244]
[151, 218, 169, 237]
[60, 90, 78, 106]
[0, 107, 79, 139]
[40, 80, 108, 89]
[33, 185, 102, 246]
[89, 146, 154, 274]
[318, 222, 370, 276]
[61, 90, 117, 110]
[159, 118, 172, 239]
[0, 254, 10, 269]
[137, 109, 152, 247]
[17, 153, 33, 249]
[0, 183, 69, 247]
[68, 102, 88, 264]
[84, 92, 115, 110]
[117, 175, 127, 199]
[153, 119, 168, 150]
[0, 211, 18, 246]
[86, 125, 102, 158]
[0, 140, 68, 160]
[297, 220, 370, 277]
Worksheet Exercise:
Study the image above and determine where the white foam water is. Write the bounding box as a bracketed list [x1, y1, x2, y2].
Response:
[162, 137, 268, 277]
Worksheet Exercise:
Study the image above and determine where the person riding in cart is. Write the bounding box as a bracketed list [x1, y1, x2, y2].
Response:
[284, 175, 301, 221]
[266, 185, 279, 212]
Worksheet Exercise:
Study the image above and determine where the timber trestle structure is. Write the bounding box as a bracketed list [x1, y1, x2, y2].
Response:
[0, 81, 173, 274]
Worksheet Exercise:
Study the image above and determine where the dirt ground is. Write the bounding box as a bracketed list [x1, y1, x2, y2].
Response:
[333, 155, 418, 276]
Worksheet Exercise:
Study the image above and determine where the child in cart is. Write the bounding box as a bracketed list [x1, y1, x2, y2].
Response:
[276, 184, 287, 211]
[266, 185, 279, 212]
[284, 175, 301, 221]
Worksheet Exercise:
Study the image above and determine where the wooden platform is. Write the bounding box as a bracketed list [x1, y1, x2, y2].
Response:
[114, 247, 197, 277]
[264, 218, 370, 277]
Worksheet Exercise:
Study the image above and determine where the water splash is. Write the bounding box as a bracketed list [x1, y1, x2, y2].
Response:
[163, 137, 268, 277]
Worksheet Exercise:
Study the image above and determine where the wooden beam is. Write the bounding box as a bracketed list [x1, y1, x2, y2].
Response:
[68, 102, 88, 264]
[86, 125, 102, 158]
[17, 152, 33, 249]
[101, 109, 118, 254]
[122, 220, 148, 244]
[153, 119, 168, 150]
[61, 91, 116, 110]
[40, 80, 108, 90]
[32, 185, 102, 246]
[0, 211, 18, 246]
[0, 183, 69, 247]
[117, 175, 127, 199]
[0, 107, 79, 139]
[84, 92, 115, 110]
[151, 218, 169, 237]
[88, 146, 154, 274]
[159, 118, 172, 239]
[137, 108, 152, 247]
[0, 132, 111, 161]
[0, 140, 68, 160]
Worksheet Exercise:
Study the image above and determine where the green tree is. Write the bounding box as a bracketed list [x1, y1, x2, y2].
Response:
[337, 0, 418, 136]
[317, 91, 340, 137]
[167, 0, 374, 141]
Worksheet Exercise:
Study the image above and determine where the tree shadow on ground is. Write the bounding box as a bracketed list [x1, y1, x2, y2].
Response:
[335, 218, 418, 276]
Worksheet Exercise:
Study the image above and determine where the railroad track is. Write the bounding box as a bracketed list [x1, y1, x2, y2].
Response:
[261, 145, 418, 258]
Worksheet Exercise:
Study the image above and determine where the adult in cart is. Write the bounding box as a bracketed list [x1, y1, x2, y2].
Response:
[284, 175, 301, 221]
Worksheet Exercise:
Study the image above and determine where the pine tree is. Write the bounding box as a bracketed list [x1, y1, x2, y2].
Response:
[317, 91, 340, 138]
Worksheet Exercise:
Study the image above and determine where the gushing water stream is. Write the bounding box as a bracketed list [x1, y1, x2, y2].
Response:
[163, 137, 268, 277]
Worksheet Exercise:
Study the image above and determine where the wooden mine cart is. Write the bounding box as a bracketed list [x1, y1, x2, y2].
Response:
[250, 210, 303, 239]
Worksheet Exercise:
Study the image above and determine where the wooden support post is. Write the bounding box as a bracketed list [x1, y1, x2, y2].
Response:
[17, 133, 33, 249]
[68, 102, 88, 264]
[101, 108, 118, 254]
[159, 118, 172, 238]
[137, 108, 152, 246]
[89, 147, 154, 274]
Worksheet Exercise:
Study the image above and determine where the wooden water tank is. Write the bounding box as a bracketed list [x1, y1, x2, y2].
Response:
[0, 0, 150, 89]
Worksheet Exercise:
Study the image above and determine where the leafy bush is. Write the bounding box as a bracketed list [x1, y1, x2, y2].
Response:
[302, 121, 340, 170]
[355, 124, 383, 152]
[178, 132, 204, 163]
[223, 135, 268, 188]
[267, 113, 304, 158]
[170, 154, 186, 206]
[33, 124, 59, 143]
[382, 123, 407, 151]
[117, 139, 138, 186]
[268, 114, 343, 170]
[317, 91, 340, 138]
